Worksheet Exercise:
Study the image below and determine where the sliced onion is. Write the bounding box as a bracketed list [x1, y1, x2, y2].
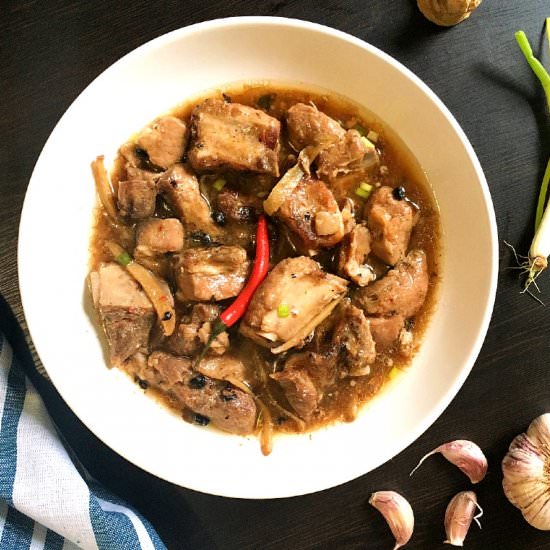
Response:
[263, 163, 304, 215]
[91, 156, 118, 222]
[271, 295, 344, 354]
[104, 240, 175, 336]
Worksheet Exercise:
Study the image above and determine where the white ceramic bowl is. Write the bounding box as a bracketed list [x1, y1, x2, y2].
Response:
[18, 17, 497, 499]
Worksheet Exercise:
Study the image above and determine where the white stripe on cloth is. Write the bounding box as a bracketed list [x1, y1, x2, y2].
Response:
[95, 498, 155, 550]
[11, 385, 98, 550]
[0, 343, 13, 424]
[0, 500, 7, 541]
[62, 539, 83, 550]
[29, 521, 47, 550]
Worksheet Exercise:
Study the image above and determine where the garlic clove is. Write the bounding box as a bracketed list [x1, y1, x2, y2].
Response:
[444, 490, 483, 546]
[369, 491, 414, 549]
[502, 413, 550, 530]
[410, 440, 488, 483]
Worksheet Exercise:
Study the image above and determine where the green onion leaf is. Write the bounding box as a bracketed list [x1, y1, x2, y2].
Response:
[116, 251, 132, 266]
[360, 136, 375, 150]
[536, 156, 550, 231]
[367, 130, 379, 143]
[277, 304, 290, 318]
[353, 123, 367, 136]
[355, 182, 373, 200]
[515, 30, 550, 110]
[213, 178, 227, 191]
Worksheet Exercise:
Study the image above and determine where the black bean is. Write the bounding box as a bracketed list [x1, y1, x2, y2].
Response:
[237, 206, 253, 221]
[213, 210, 226, 226]
[137, 378, 148, 390]
[190, 230, 212, 245]
[194, 413, 210, 426]
[189, 375, 206, 389]
[162, 311, 172, 321]
[392, 186, 406, 200]
[135, 147, 148, 161]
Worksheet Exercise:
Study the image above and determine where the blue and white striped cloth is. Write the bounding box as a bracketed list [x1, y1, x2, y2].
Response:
[0, 331, 167, 550]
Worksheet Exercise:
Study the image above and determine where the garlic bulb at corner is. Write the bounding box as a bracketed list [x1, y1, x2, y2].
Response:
[369, 491, 414, 549]
[502, 413, 550, 530]
[417, 0, 482, 27]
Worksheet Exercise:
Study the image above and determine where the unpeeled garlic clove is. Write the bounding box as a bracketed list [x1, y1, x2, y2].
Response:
[502, 413, 550, 530]
[444, 490, 483, 546]
[410, 440, 488, 483]
[369, 491, 414, 549]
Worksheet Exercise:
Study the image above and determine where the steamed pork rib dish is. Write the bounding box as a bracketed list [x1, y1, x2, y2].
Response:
[88, 85, 440, 454]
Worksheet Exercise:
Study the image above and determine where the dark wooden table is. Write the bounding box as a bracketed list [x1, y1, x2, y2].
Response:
[3, 0, 550, 548]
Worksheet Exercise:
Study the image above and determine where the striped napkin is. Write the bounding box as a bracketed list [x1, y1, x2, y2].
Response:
[0, 331, 167, 550]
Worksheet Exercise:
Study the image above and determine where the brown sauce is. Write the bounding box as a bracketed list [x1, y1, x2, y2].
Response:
[89, 82, 441, 436]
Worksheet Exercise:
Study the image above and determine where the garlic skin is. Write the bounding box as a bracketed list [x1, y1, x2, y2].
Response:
[444, 491, 482, 546]
[417, 0, 482, 27]
[410, 440, 488, 483]
[369, 491, 414, 549]
[502, 413, 550, 530]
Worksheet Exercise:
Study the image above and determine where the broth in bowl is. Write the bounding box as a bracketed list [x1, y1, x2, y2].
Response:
[88, 83, 441, 455]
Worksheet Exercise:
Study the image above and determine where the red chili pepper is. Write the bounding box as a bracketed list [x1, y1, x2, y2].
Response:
[195, 215, 270, 367]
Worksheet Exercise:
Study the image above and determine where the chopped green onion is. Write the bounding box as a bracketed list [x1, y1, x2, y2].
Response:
[213, 178, 226, 191]
[360, 136, 375, 150]
[116, 251, 132, 266]
[355, 182, 373, 200]
[353, 123, 367, 136]
[388, 367, 401, 381]
[367, 130, 379, 143]
[277, 304, 290, 318]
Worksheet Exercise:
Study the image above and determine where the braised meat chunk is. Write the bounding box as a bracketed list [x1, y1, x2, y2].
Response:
[365, 186, 416, 266]
[271, 351, 336, 420]
[174, 245, 250, 302]
[286, 103, 345, 150]
[240, 257, 348, 353]
[136, 116, 188, 169]
[117, 179, 157, 219]
[275, 176, 345, 253]
[143, 352, 256, 434]
[354, 249, 429, 318]
[89, 263, 155, 366]
[165, 304, 228, 356]
[196, 354, 247, 383]
[188, 99, 280, 176]
[158, 164, 220, 236]
[368, 315, 405, 349]
[337, 224, 374, 286]
[316, 130, 379, 181]
[135, 218, 184, 256]
[331, 301, 376, 376]
[216, 188, 263, 222]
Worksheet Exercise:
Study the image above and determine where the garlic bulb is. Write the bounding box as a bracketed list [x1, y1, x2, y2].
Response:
[444, 491, 483, 546]
[417, 0, 482, 27]
[502, 413, 550, 530]
[369, 491, 414, 549]
[410, 440, 488, 484]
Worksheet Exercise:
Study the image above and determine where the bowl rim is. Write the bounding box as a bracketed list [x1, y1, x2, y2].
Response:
[18, 16, 498, 498]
